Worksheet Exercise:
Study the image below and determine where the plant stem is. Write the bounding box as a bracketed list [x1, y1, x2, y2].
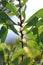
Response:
[18, 0, 24, 62]
[7, 53, 10, 65]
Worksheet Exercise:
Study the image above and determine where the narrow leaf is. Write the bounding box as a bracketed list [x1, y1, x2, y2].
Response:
[0, 26, 8, 43]
[26, 9, 43, 23]
[24, 9, 43, 30]
[22, 0, 28, 6]
[1, 1, 19, 16]
[12, 49, 25, 61]
[0, 10, 16, 25]
[23, 17, 38, 30]
[7, 24, 18, 35]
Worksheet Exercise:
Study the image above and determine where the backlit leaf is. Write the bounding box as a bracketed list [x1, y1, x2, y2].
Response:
[0, 10, 16, 25]
[1, 1, 19, 16]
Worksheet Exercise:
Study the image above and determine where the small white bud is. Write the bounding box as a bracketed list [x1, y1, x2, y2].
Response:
[21, 0, 23, 3]
[27, 26, 32, 30]
[22, 38, 26, 43]
[23, 47, 28, 53]
[40, 60, 43, 64]
[38, 17, 42, 21]
[23, 31, 26, 34]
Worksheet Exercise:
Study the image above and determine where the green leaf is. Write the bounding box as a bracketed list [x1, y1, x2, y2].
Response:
[27, 40, 41, 58]
[8, 12, 15, 16]
[27, 40, 40, 50]
[32, 27, 38, 35]
[0, 47, 4, 59]
[7, 23, 18, 35]
[22, 0, 28, 6]
[22, 11, 26, 19]
[36, 19, 43, 27]
[26, 27, 38, 41]
[0, 43, 8, 50]
[0, 19, 4, 24]
[0, 10, 9, 22]
[26, 8, 43, 23]
[11, 58, 19, 65]
[27, 17, 38, 27]
[0, 26, 8, 43]
[24, 57, 31, 65]
[1, 30, 8, 43]
[12, 49, 25, 61]
[1, 1, 19, 16]
[39, 32, 43, 44]
[0, 10, 16, 25]
[24, 9, 43, 29]
[23, 17, 38, 30]
[38, 26, 43, 44]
